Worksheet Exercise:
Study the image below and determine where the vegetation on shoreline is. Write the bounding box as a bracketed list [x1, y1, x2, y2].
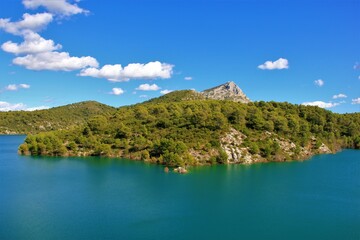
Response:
[16, 90, 360, 167]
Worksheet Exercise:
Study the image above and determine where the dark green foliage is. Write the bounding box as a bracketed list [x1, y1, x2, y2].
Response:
[247, 142, 260, 155]
[216, 150, 228, 164]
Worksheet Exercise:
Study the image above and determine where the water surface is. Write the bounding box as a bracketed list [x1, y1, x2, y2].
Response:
[0, 135, 359, 239]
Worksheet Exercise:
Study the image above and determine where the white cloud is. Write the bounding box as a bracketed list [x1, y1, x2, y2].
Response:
[0, 2, 173, 86]
[80, 61, 174, 81]
[0, 101, 49, 111]
[13, 51, 98, 71]
[5, 84, 18, 91]
[139, 95, 148, 98]
[122, 62, 173, 79]
[23, 0, 88, 16]
[184, 76, 192, 80]
[352, 98, 360, 104]
[301, 101, 339, 108]
[258, 58, 289, 70]
[79, 64, 122, 81]
[26, 105, 49, 111]
[332, 93, 347, 99]
[160, 89, 173, 95]
[136, 83, 160, 91]
[314, 79, 324, 87]
[0, 13, 53, 35]
[5, 83, 30, 91]
[19, 83, 30, 89]
[110, 88, 124, 96]
[2, 31, 62, 55]
[0, 101, 25, 111]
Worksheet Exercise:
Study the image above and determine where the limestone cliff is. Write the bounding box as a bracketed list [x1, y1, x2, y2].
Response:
[219, 128, 332, 164]
[201, 81, 251, 103]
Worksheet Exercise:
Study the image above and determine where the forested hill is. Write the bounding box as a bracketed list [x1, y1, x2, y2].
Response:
[18, 92, 360, 166]
[0, 101, 116, 134]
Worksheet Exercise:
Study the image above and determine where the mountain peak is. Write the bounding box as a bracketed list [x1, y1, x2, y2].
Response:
[201, 81, 251, 103]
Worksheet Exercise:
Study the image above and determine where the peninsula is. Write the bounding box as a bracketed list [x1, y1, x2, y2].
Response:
[1, 82, 358, 167]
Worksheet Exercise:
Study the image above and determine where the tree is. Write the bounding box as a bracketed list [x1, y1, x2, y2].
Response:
[217, 150, 228, 164]
[248, 142, 260, 154]
[88, 115, 108, 133]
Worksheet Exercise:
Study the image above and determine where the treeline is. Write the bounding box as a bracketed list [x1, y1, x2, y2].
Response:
[0, 101, 115, 134]
[19, 94, 360, 167]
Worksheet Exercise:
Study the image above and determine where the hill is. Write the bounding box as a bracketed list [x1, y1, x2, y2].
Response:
[18, 89, 360, 167]
[0, 101, 116, 134]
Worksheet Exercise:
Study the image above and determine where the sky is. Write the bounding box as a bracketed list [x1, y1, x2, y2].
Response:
[0, 0, 359, 113]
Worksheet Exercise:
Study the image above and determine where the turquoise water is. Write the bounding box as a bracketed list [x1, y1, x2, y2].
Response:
[0, 135, 359, 240]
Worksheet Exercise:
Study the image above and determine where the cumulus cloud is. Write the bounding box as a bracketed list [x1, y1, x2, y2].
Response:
[110, 88, 124, 95]
[121, 62, 173, 79]
[258, 58, 289, 70]
[23, 0, 88, 16]
[5, 83, 30, 91]
[0, 2, 174, 84]
[80, 61, 174, 81]
[301, 101, 339, 109]
[352, 98, 360, 104]
[0, 101, 26, 111]
[2, 31, 62, 55]
[79, 64, 122, 81]
[184, 76, 192, 80]
[5, 84, 18, 91]
[19, 83, 31, 89]
[139, 95, 148, 98]
[13, 51, 98, 71]
[0, 13, 53, 35]
[160, 89, 173, 95]
[332, 93, 347, 99]
[314, 79, 324, 87]
[0, 101, 48, 111]
[136, 83, 161, 91]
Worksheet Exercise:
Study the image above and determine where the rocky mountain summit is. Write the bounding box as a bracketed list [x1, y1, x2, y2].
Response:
[201, 81, 251, 103]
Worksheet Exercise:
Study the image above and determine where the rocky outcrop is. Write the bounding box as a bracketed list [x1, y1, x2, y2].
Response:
[318, 143, 331, 153]
[174, 167, 188, 174]
[220, 128, 333, 165]
[220, 128, 264, 164]
[201, 81, 251, 103]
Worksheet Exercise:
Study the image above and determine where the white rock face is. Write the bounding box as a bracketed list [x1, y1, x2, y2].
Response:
[318, 143, 331, 154]
[201, 81, 251, 103]
[220, 128, 263, 164]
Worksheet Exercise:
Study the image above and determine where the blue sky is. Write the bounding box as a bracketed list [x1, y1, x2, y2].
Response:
[0, 0, 359, 113]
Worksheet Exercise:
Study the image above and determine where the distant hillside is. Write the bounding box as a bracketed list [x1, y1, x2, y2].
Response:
[0, 101, 116, 134]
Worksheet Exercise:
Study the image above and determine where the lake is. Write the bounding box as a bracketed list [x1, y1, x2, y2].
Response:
[0, 135, 359, 240]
